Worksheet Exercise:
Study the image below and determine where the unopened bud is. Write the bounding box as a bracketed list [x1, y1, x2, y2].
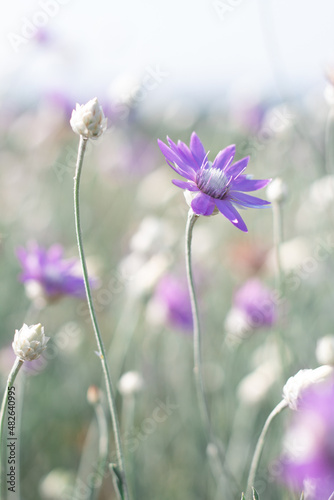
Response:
[70, 97, 107, 139]
[266, 177, 288, 204]
[12, 323, 49, 361]
[282, 365, 333, 410]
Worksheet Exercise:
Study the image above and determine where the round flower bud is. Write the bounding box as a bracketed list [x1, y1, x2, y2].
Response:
[87, 385, 102, 405]
[118, 371, 144, 396]
[12, 323, 49, 361]
[266, 177, 288, 204]
[282, 365, 333, 411]
[184, 190, 218, 216]
[316, 335, 334, 366]
[70, 97, 107, 139]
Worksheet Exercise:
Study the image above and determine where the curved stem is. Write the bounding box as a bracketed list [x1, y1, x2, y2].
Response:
[0, 357, 23, 495]
[246, 399, 287, 498]
[185, 210, 212, 439]
[73, 136, 129, 500]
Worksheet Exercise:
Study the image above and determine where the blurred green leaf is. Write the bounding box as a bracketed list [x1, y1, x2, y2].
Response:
[252, 488, 259, 500]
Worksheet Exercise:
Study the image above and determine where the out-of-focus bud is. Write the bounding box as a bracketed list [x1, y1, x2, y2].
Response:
[316, 335, 334, 366]
[266, 177, 288, 204]
[87, 385, 102, 405]
[70, 97, 107, 139]
[118, 371, 144, 396]
[12, 323, 49, 361]
[282, 365, 334, 411]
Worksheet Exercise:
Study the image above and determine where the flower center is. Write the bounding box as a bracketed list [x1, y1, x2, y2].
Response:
[196, 164, 230, 199]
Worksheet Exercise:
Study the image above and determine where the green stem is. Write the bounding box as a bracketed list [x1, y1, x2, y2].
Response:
[0, 358, 23, 495]
[185, 210, 212, 439]
[89, 401, 109, 500]
[185, 210, 239, 498]
[73, 136, 129, 500]
[245, 399, 287, 498]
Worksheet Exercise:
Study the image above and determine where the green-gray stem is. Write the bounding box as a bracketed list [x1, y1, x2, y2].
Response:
[246, 399, 287, 498]
[185, 210, 240, 498]
[73, 135, 129, 500]
[0, 357, 23, 495]
[185, 210, 212, 439]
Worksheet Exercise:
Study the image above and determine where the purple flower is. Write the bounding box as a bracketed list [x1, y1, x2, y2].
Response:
[158, 132, 271, 232]
[233, 278, 277, 329]
[281, 379, 334, 499]
[17, 242, 88, 302]
[147, 274, 193, 332]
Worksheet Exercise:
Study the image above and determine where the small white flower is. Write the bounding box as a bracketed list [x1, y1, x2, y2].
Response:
[316, 335, 334, 366]
[282, 365, 334, 410]
[12, 323, 49, 361]
[118, 371, 144, 396]
[70, 97, 107, 139]
[266, 177, 288, 204]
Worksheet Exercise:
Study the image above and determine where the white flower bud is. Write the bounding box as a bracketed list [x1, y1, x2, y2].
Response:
[12, 323, 49, 361]
[266, 177, 288, 204]
[184, 189, 219, 216]
[70, 97, 107, 139]
[118, 371, 144, 396]
[282, 365, 334, 410]
[316, 335, 334, 366]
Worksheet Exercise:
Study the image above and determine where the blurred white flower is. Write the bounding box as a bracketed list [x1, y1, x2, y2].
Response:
[282, 365, 333, 411]
[266, 177, 288, 204]
[12, 323, 49, 361]
[237, 360, 281, 405]
[316, 335, 334, 366]
[118, 371, 144, 396]
[70, 97, 107, 139]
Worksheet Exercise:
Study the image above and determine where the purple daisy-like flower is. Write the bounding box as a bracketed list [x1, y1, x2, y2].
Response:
[233, 278, 277, 329]
[158, 132, 271, 231]
[281, 379, 334, 499]
[147, 274, 193, 333]
[16, 242, 88, 301]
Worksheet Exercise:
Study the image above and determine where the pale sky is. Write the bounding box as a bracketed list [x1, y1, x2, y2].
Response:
[1, 0, 334, 108]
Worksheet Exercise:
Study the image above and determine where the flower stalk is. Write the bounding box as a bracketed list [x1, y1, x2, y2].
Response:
[0, 357, 23, 494]
[246, 399, 287, 498]
[73, 135, 129, 500]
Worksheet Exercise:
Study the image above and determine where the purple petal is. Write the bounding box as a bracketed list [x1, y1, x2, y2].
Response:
[225, 156, 249, 179]
[231, 192, 271, 209]
[172, 179, 199, 191]
[157, 140, 196, 180]
[190, 132, 207, 167]
[191, 192, 216, 216]
[212, 145, 236, 171]
[176, 140, 197, 168]
[230, 176, 271, 192]
[215, 199, 248, 232]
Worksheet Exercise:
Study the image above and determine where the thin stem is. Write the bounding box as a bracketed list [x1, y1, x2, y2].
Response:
[0, 357, 23, 494]
[185, 210, 239, 498]
[73, 135, 129, 500]
[185, 210, 212, 439]
[272, 201, 284, 296]
[246, 399, 287, 498]
[89, 401, 109, 500]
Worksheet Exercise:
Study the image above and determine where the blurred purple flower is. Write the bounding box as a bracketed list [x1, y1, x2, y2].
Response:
[17, 242, 87, 302]
[148, 275, 193, 332]
[233, 278, 277, 329]
[281, 379, 334, 499]
[158, 132, 270, 232]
